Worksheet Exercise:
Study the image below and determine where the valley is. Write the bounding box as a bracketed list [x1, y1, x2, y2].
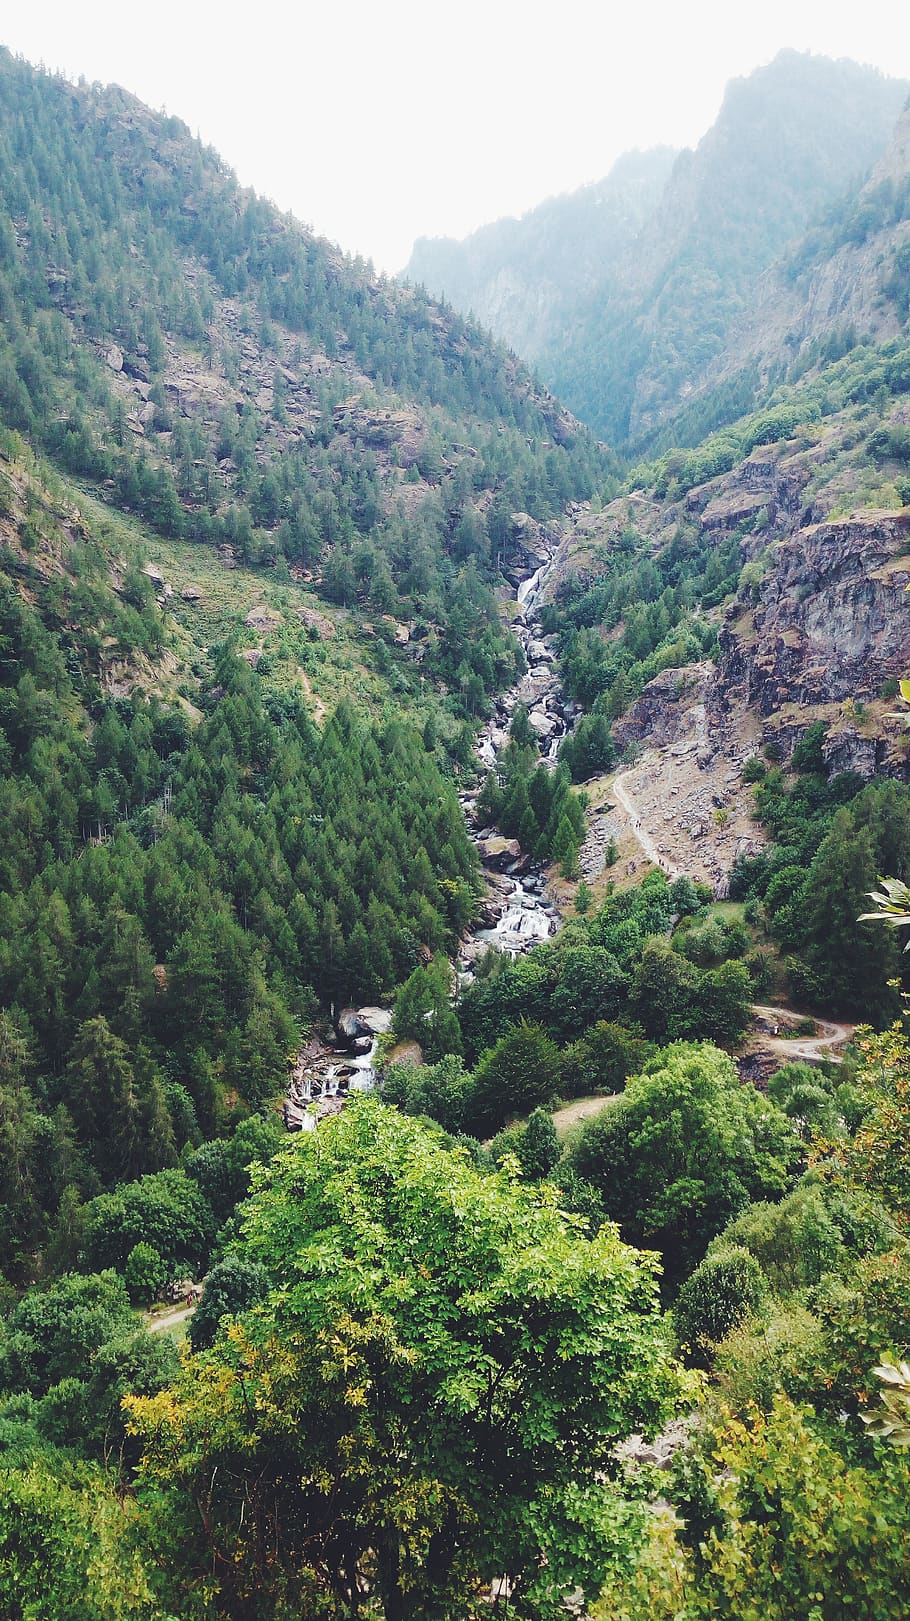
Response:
[0, 37, 909, 1621]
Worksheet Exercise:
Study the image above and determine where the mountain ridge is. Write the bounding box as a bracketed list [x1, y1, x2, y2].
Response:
[404, 51, 909, 451]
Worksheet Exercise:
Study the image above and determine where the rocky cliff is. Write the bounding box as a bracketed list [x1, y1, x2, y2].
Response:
[556, 420, 910, 790]
[695, 103, 910, 411]
[715, 511, 910, 720]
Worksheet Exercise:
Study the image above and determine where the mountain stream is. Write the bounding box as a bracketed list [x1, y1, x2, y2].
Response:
[285, 542, 576, 1127]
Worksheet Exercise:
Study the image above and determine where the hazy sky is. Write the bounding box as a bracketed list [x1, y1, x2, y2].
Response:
[2, 1, 908, 272]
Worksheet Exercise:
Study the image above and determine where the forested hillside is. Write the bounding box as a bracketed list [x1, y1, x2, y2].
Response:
[406, 52, 908, 451]
[405, 146, 677, 364]
[0, 47, 624, 1276]
[1, 41, 910, 1621]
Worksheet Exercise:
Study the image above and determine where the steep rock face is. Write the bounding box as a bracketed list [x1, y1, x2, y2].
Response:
[613, 663, 712, 753]
[700, 104, 910, 404]
[715, 511, 910, 716]
[546, 53, 908, 445]
[403, 148, 676, 362]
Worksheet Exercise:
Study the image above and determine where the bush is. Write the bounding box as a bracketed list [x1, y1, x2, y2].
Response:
[676, 1394, 910, 1618]
[189, 1255, 270, 1352]
[516, 1108, 560, 1180]
[561, 1022, 651, 1097]
[79, 1169, 216, 1276]
[469, 1021, 562, 1135]
[0, 1271, 135, 1396]
[382, 1054, 476, 1133]
[791, 720, 829, 775]
[124, 1243, 166, 1306]
[673, 1247, 767, 1363]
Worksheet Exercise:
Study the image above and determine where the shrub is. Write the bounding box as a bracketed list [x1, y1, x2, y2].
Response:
[673, 1247, 767, 1363]
[189, 1255, 270, 1352]
[124, 1243, 166, 1306]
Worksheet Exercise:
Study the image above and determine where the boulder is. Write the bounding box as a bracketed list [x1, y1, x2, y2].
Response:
[355, 1006, 393, 1035]
[529, 709, 557, 739]
[336, 1008, 362, 1042]
[244, 605, 281, 634]
[476, 835, 522, 869]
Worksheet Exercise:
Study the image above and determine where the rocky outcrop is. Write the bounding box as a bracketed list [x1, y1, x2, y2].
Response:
[332, 398, 424, 464]
[613, 663, 713, 753]
[821, 725, 901, 778]
[715, 510, 910, 716]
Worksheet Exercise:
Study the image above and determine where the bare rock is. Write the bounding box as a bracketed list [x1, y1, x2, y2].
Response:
[355, 1006, 393, 1036]
[296, 605, 334, 640]
[244, 605, 282, 634]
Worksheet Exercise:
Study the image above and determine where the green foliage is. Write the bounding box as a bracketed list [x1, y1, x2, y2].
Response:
[470, 1020, 563, 1135]
[712, 1179, 898, 1298]
[0, 1271, 134, 1396]
[392, 954, 462, 1062]
[567, 1043, 800, 1288]
[381, 1052, 475, 1133]
[185, 1113, 285, 1225]
[561, 1022, 653, 1098]
[0, 572, 480, 1268]
[863, 1358, 910, 1448]
[673, 1246, 767, 1363]
[732, 776, 910, 1016]
[188, 1253, 270, 1352]
[123, 1242, 166, 1306]
[478, 750, 586, 867]
[791, 719, 829, 773]
[79, 1169, 216, 1276]
[712, 1300, 827, 1414]
[127, 1099, 678, 1620]
[541, 532, 723, 722]
[0, 1460, 162, 1618]
[674, 1395, 910, 1620]
[515, 1108, 561, 1179]
[559, 710, 616, 781]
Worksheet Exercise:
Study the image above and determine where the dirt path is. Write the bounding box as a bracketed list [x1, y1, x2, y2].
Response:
[749, 1003, 855, 1062]
[612, 772, 680, 877]
[551, 1094, 620, 1136]
[146, 1304, 195, 1335]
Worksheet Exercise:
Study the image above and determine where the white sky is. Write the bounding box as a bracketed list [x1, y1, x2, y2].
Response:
[2, 1, 909, 273]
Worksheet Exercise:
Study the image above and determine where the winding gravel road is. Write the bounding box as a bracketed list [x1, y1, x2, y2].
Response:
[749, 1004, 855, 1062]
[612, 771, 680, 877]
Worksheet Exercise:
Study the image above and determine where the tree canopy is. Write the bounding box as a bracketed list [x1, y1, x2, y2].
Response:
[126, 1098, 679, 1619]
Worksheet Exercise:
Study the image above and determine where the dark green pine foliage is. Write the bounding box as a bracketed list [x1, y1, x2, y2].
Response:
[731, 769, 910, 1016]
[0, 48, 616, 717]
[539, 523, 727, 725]
[0, 536, 480, 1270]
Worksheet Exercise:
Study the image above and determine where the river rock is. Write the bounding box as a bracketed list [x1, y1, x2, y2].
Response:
[527, 639, 553, 664]
[476, 835, 522, 867]
[355, 1006, 393, 1035]
[506, 853, 533, 875]
[336, 1008, 362, 1042]
[529, 709, 557, 739]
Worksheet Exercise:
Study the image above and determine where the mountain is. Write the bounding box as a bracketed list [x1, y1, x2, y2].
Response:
[0, 46, 612, 672]
[403, 146, 677, 365]
[676, 100, 910, 432]
[405, 52, 909, 451]
[4, 42, 910, 1621]
[0, 45, 622, 1241]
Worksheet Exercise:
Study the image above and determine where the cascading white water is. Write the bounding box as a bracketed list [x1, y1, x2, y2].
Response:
[516, 564, 546, 612]
[459, 542, 575, 976]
